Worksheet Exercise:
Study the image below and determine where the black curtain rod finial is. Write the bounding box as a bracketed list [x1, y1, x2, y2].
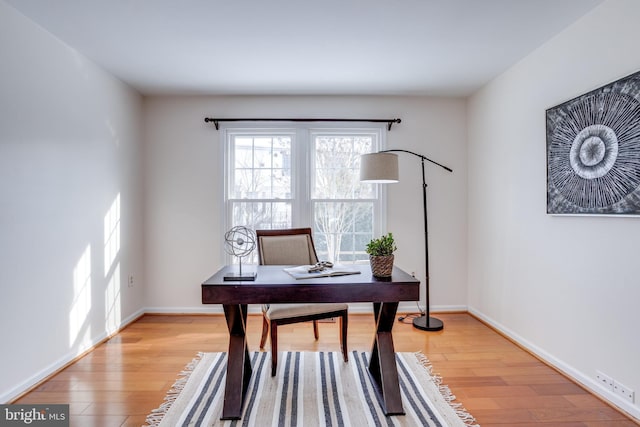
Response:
[203, 117, 219, 129]
[388, 118, 401, 130]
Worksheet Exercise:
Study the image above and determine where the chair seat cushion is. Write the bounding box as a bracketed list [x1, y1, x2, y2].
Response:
[266, 303, 348, 320]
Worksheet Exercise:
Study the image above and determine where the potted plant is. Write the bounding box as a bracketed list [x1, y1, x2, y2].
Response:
[365, 233, 397, 277]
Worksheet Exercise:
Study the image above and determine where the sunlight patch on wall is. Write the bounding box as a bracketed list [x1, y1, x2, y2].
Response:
[70, 244, 92, 349]
[104, 193, 120, 276]
[105, 263, 121, 335]
[104, 193, 122, 334]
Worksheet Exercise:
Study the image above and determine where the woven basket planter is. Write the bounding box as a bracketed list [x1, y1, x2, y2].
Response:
[369, 254, 394, 278]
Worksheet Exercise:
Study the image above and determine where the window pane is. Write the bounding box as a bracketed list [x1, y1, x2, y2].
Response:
[234, 138, 254, 169]
[273, 170, 291, 199]
[230, 135, 292, 199]
[253, 170, 275, 197]
[231, 201, 292, 230]
[253, 137, 273, 169]
[314, 201, 373, 263]
[312, 134, 374, 199]
[232, 169, 253, 198]
[313, 233, 328, 259]
[358, 181, 376, 199]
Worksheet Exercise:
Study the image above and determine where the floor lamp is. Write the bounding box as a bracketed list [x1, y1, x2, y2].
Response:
[360, 150, 453, 331]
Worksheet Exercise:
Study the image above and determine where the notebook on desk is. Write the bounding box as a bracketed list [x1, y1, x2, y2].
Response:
[283, 264, 361, 280]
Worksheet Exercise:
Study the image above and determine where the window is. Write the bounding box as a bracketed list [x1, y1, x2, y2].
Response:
[224, 124, 385, 264]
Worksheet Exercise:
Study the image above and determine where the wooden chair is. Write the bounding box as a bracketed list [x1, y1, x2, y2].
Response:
[256, 228, 349, 376]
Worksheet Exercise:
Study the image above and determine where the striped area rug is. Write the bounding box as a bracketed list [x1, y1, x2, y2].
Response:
[146, 351, 478, 427]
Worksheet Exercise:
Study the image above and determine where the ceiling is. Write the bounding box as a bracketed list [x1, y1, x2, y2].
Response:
[5, 0, 603, 97]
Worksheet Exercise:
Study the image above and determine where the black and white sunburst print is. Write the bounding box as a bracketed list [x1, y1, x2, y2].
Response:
[547, 71, 640, 215]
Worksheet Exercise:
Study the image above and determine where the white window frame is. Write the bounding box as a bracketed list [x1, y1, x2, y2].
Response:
[220, 121, 388, 264]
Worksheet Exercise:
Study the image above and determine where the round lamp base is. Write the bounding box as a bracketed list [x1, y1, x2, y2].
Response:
[412, 315, 444, 331]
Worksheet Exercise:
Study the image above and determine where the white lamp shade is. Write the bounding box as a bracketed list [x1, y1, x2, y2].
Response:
[359, 152, 399, 183]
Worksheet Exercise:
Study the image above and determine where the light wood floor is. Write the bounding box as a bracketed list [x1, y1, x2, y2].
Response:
[14, 312, 638, 427]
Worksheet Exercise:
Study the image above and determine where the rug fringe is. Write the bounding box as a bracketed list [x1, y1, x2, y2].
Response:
[144, 352, 206, 427]
[414, 351, 480, 427]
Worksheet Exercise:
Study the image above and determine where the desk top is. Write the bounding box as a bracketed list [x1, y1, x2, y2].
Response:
[201, 264, 420, 305]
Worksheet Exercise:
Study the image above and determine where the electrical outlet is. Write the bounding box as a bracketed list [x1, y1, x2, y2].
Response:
[128, 275, 134, 288]
[596, 371, 614, 390]
[613, 381, 635, 403]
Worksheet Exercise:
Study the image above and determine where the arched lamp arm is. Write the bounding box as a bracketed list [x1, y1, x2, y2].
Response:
[379, 149, 453, 173]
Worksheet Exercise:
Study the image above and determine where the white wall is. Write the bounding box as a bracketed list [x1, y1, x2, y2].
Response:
[0, 2, 144, 402]
[467, 0, 640, 418]
[142, 95, 467, 313]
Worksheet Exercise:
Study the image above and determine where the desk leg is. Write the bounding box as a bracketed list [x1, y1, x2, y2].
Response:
[369, 302, 404, 416]
[221, 304, 252, 420]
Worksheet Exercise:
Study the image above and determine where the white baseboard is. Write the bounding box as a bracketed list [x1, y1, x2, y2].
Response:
[1, 308, 144, 404]
[144, 306, 224, 314]
[468, 307, 640, 421]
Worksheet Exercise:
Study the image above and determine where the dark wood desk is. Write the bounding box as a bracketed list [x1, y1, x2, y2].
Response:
[201, 264, 420, 420]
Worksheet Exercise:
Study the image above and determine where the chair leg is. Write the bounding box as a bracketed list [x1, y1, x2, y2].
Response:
[260, 314, 269, 349]
[313, 320, 319, 340]
[340, 312, 348, 362]
[270, 321, 278, 376]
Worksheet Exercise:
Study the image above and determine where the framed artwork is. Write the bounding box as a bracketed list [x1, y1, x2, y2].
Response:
[546, 70, 640, 215]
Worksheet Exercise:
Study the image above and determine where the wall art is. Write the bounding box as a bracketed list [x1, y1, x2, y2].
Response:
[547, 70, 640, 215]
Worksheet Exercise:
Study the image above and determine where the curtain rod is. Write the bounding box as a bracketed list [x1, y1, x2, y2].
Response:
[204, 117, 401, 131]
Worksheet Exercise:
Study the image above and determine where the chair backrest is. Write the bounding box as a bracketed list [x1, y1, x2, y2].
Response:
[256, 228, 319, 265]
